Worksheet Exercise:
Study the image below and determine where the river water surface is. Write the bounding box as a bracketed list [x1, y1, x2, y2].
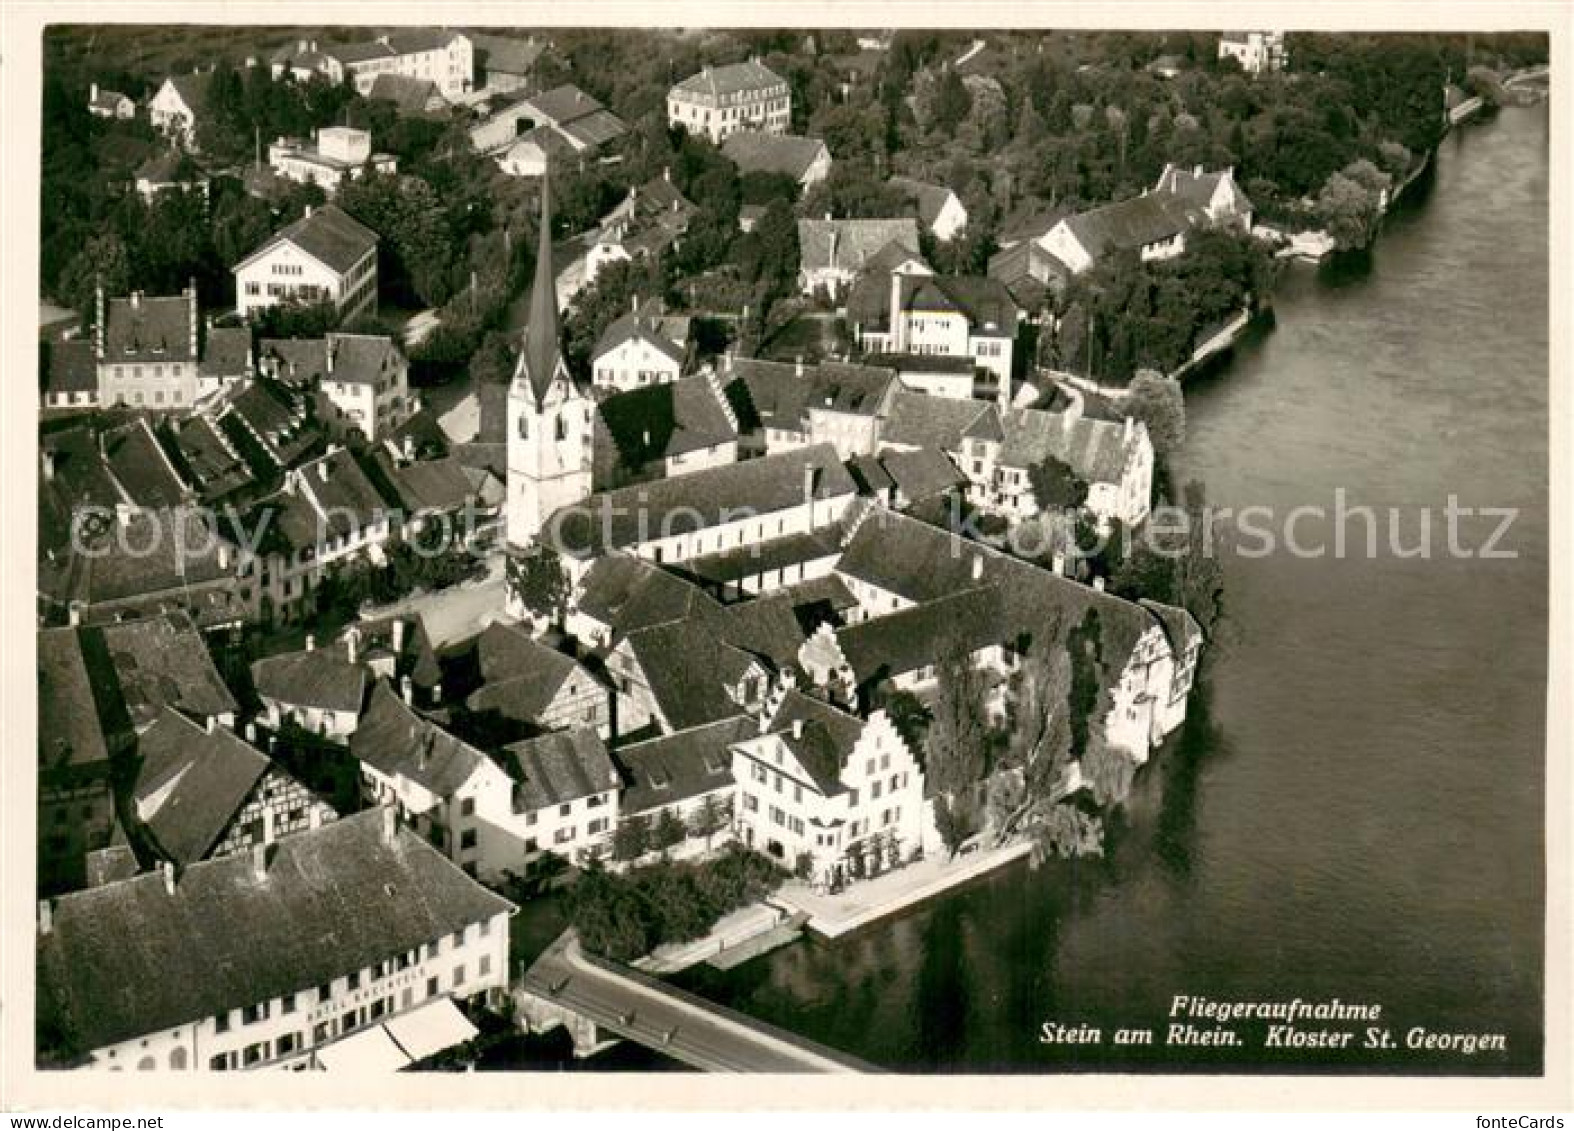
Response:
[675, 105, 1550, 1075]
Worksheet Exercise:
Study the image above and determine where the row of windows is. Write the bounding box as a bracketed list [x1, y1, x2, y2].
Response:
[109, 363, 188, 379]
[110, 389, 185, 407]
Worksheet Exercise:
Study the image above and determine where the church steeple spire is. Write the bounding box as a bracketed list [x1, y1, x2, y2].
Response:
[520, 173, 564, 407]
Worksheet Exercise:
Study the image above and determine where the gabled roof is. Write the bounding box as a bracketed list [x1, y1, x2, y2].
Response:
[325, 333, 404, 386]
[522, 84, 605, 126]
[997, 406, 1136, 484]
[342, 612, 442, 689]
[100, 612, 238, 727]
[103, 292, 195, 364]
[42, 340, 96, 396]
[91, 87, 132, 112]
[805, 362, 896, 417]
[293, 446, 393, 538]
[134, 149, 205, 186]
[166, 415, 252, 502]
[574, 554, 721, 637]
[367, 73, 443, 115]
[1062, 192, 1205, 260]
[469, 31, 545, 76]
[764, 689, 865, 795]
[251, 645, 367, 714]
[132, 709, 274, 865]
[102, 418, 188, 508]
[501, 728, 619, 811]
[259, 338, 330, 384]
[671, 59, 786, 100]
[880, 447, 966, 502]
[596, 374, 738, 473]
[624, 617, 763, 731]
[381, 454, 480, 513]
[352, 682, 490, 798]
[465, 623, 591, 723]
[798, 218, 922, 273]
[834, 585, 1006, 684]
[723, 357, 808, 432]
[880, 390, 996, 453]
[237, 205, 378, 276]
[617, 715, 756, 816]
[1156, 164, 1253, 216]
[199, 327, 252, 377]
[592, 307, 687, 367]
[162, 71, 213, 114]
[888, 176, 959, 230]
[900, 275, 1018, 333]
[37, 626, 132, 775]
[556, 110, 627, 150]
[549, 443, 856, 558]
[721, 132, 829, 181]
[36, 809, 513, 1055]
[516, 174, 568, 408]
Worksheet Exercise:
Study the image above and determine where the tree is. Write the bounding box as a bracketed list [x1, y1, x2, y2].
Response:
[1028, 803, 1105, 864]
[652, 809, 688, 852]
[1008, 636, 1074, 800]
[470, 330, 517, 386]
[874, 686, 932, 753]
[1316, 169, 1382, 251]
[690, 794, 732, 848]
[933, 793, 977, 858]
[1122, 370, 1186, 462]
[1027, 454, 1089, 512]
[58, 234, 130, 320]
[1375, 140, 1413, 182]
[925, 639, 993, 798]
[506, 544, 570, 628]
[610, 814, 652, 862]
[1081, 730, 1137, 808]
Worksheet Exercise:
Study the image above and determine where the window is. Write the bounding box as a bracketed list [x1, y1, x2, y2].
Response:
[588, 817, 609, 835]
[241, 1001, 270, 1025]
[347, 971, 360, 991]
[743, 795, 758, 812]
[554, 826, 575, 844]
[427, 976, 439, 998]
[276, 1032, 300, 1057]
[214, 1011, 231, 1033]
[209, 1054, 229, 1071]
[460, 829, 477, 850]
[453, 965, 465, 988]
[318, 985, 331, 1004]
[426, 940, 440, 960]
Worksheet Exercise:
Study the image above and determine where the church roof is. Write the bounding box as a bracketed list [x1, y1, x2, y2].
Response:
[518, 176, 567, 408]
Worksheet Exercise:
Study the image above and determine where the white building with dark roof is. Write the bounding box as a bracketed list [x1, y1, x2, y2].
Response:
[35, 807, 513, 1070]
[1218, 31, 1287, 75]
[268, 127, 398, 195]
[148, 72, 211, 148]
[796, 217, 922, 299]
[329, 29, 474, 100]
[721, 132, 832, 189]
[730, 690, 926, 886]
[88, 82, 134, 119]
[233, 205, 379, 323]
[591, 300, 690, 392]
[888, 176, 968, 242]
[667, 58, 791, 144]
[465, 622, 611, 735]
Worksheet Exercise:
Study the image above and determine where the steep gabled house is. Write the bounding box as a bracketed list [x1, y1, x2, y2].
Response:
[593, 372, 740, 488]
[797, 217, 923, 299]
[148, 71, 211, 148]
[464, 622, 611, 735]
[87, 82, 135, 120]
[888, 176, 968, 241]
[1039, 191, 1208, 275]
[1154, 163, 1255, 230]
[721, 132, 832, 190]
[233, 205, 379, 324]
[590, 298, 692, 392]
[129, 708, 336, 867]
[252, 639, 370, 740]
[729, 689, 926, 887]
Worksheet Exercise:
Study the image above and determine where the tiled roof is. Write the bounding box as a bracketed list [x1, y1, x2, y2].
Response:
[382, 28, 462, 55]
[367, 74, 442, 115]
[888, 176, 957, 230]
[43, 340, 97, 396]
[721, 132, 828, 181]
[102, 418, 187, 508]
[624, 618, 761, 731]
[1062, 192, 1204, 260]
[36, 808, 513, 1055]
[998, 204, 1068, 246]
[556, 109, 627, 150]
[102, 292, 195, 364]
[91, 88, 130, 112]
[805, 362, 896, 417]
[132, 709, 273, 865]
[134, 149, 204, 185]
[239, 205, 377, 276]
[465, 623, 585, 723]
[798, 218, 921, 273]
[37, 627, 131, 775]
[548, 443, 855, 558]
[880, 390, 996, 453]
[343, 613, 442, 690]
[469, 31, 544, 75]
[164, 71, 213, 113]
[522, 84, 605, 126]
[39, 509, 238, 616]
[671, 59, 786, 100]
[716, 591, 820, 669]
[574, 554, 721, 637]
[251, 646, 367, 714]
[382, 455, 478, 513]
[352, 682, 489, 798]
[616, 715, 754, 816]
[101, 612, 238, 727]
[835, 586, 1006, 684]
[997, 407, 1134, 483]
[293, 447, 394, 538]
[596, 375, 737, 474]
[1156, 164, 1253, 217]
[899, 275, 1018, 333]
[880, 447, 966, 502]
[681, 525, 843, 588]
[766, 689, 864, 794]
[199, 327, 252, 377]
[501, 728, 618, 811]
[326, 334, 403, 386]
[592, 308, 687, 367]
[259, 338, 330, 385]
[723, 357, 808, 432]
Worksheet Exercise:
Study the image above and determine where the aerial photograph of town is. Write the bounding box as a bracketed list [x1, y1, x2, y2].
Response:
[19, 16, 1556, 1092]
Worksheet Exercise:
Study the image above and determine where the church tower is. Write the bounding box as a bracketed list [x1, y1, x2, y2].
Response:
[507, 174, 593, 552]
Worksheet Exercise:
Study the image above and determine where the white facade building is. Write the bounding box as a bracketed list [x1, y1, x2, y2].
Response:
[667, 58, 791, 144]
[233, 205, 379, 324]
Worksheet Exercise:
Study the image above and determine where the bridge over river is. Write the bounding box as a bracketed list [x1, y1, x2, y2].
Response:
[514, 930, 876, 1073]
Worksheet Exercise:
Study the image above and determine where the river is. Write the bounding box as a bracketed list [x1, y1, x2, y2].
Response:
[671, 105, 1550, 1075]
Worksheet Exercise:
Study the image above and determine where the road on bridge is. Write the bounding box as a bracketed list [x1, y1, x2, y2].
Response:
[521, 930, 873, 1073]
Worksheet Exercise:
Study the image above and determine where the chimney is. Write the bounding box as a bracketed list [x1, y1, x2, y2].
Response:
[317, 461, 329, 483]
[90, 82, 99, 102]
[971, 554, 983, 581]
[250, 841, 268, 881]
[826, 226, 839, 273]
[1194, 164, 1203, 177]
[802, 461, 817, 502]
[305, 633, 316, 652]
[791, 718, 804, 740]
[391, 617, 406, 654]
[1051, 551, 1066, 576]
[245, 721, 257, 742]
[161, 860, 177, 895]
[41, 449, 56, 482]
[217, 542, 232, 570]
[346, 627, 360, 665]
[305, 204, 314, 219]
[206, 716, 217, 734]
[642, 429, 651, 447]
[130, 291, 141, 310]
[1124, 415, 1135, 443]
[382, 804, 398, 844]
[401, 675, 414, 705]
[1093, 576, 1106, 592]
[794, 355, 804, 377]
[67, 601, 83, 627]
[632, 293, 640, 315]
[432, 682, 443, 705]
[402, 434, 415, 463]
